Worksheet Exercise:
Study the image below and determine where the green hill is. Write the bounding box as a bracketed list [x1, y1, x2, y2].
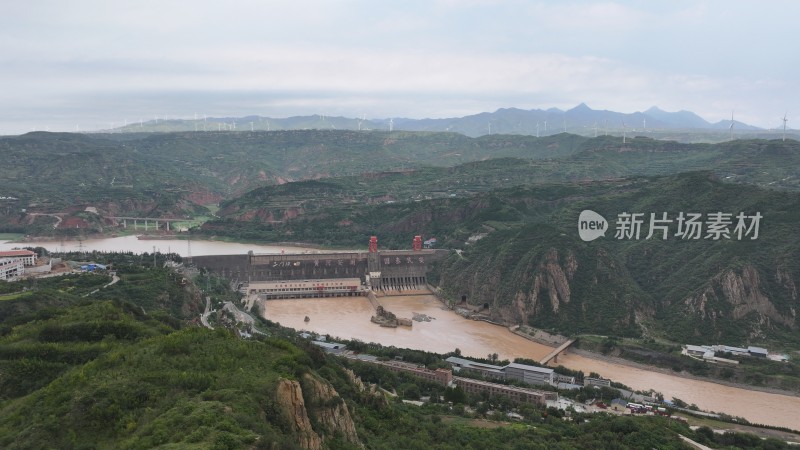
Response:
[6, 129, 799, 236]
[432, 173, 800, 344]
[207, 137, 800, 232]
[0, 130, 585, 235]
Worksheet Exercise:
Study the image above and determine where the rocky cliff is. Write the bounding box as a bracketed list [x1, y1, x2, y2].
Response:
[428, 173, 800, 343]
[275, 373, 362, 450]
[301, 373, 362, 447]
[681, 264, 797, 339]
[439, 226, 647, 338]
[440, 228, 800, 342]
[276, 378, 323, 450]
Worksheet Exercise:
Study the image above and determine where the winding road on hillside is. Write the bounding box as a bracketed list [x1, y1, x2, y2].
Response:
[26, 212, 64, 229]
[200, 296, 214, 329]
[82, 273, 120, 297]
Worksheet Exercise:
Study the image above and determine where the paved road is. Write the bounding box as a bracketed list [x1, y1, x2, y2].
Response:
[82, 273, 120, 297]
[200, 296, 214, 329]
[244, 293, 258, 311]
[27, 213, 63, 229]
[222, 301, 267, 336]
[679, 435, 713, 450]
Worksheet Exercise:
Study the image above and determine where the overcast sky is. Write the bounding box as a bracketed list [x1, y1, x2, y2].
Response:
[1, 0, 797, 134]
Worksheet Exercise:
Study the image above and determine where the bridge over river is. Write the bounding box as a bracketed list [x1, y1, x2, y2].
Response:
[539, 339, 576, 365]
[106, 216, 186, 231]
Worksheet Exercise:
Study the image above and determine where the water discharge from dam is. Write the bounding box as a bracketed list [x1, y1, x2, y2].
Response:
[263, 294, 800, 430]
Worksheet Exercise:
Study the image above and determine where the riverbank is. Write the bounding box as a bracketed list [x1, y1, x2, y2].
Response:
[261, 294, 800, 429]
[427, 289, 800, 400]
[568, 348, 800, 400]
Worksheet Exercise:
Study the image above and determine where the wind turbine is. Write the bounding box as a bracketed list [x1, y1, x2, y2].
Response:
[389, 118, 394, 132]
[544, 120, 548, 134]
[729, 111, 734, 141]
[536, 121, 540, 138]
[593, 122, 598, 138]
[782, 113, 788, 142]
[622, 120, 627, 144]
[642, 117, 646, 131]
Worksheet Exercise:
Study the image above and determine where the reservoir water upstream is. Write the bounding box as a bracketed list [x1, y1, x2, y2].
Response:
[0, 235, 322, 256]
[2, 236, 798, 429]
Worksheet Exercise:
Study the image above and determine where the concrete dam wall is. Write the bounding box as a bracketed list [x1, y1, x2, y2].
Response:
[191, 246, 447, 293]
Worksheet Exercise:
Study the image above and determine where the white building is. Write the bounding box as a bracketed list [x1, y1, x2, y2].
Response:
[584, 376, 612, 388]
[685, 344, 714, 359]
[748, 346, 769, 357]
[248, 278, 364, 299]
[713, 345, 749, 356]
[445, 356, 506, 379]
[311, 341, 347, 354]
[0, 258, 24, 281]
[0, 250, 36, 266]
[504, 362, 554, 386]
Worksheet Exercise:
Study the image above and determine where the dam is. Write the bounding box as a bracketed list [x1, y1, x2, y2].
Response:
[191, 236, 447, 298]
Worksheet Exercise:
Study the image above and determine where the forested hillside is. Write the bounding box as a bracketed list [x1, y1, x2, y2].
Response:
[0, 130, 583, 234]
[208, 137, 800, 233]
[0, 130, 585, 211]
[203, 172, 800, 345]
[3, 130, 798, 236]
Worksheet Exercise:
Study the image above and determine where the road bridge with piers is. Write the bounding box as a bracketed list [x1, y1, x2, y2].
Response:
[106, 216, 186, 231]
[539, 339, 576, 365]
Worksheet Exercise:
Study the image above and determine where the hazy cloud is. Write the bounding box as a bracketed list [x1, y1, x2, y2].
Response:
[1, 0, 797, 134]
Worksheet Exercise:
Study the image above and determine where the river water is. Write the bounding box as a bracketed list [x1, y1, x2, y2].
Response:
[263, 294, 554, 361]
[263, 294, 800, 430]
[0, 235, 323, 256]
[3, 235, 798, 429]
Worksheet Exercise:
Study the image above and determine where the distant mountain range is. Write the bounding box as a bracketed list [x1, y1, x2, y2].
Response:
[391, 104, 761, 136]
[114, 104, 785, 140]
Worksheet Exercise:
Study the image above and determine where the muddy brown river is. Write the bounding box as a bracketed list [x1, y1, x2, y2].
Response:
[262, 294, 800, 430]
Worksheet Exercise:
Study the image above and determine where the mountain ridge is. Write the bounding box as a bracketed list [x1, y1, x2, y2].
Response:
[108, 104, 781, 138]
